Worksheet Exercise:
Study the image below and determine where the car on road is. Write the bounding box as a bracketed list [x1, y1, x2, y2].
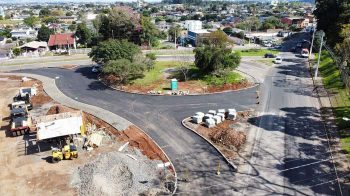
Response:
[92, 64, 102, 73]
[296, 42, 302, 48]
[301, 48, 309, 58]
[264, 53, 276, 58]
[274, 56, 283, 64]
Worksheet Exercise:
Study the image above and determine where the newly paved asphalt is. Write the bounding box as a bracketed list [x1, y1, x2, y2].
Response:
[5, 32, 343, 195]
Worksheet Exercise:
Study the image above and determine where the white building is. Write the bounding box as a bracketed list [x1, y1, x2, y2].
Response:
[0, 7, 4, 19]
[11, 27, 38, 40]
[184, 20, 202, 31]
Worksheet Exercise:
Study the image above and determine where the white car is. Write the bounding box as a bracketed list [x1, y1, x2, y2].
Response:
[274, 56, 283, 64]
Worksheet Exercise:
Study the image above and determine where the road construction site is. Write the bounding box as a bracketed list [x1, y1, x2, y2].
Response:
[0, 76, 174, 195]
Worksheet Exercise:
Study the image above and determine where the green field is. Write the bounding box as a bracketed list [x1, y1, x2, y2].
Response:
[319, 51, 350, 156]
[237, 49, 279, 57]
[0, 20, 22, 25]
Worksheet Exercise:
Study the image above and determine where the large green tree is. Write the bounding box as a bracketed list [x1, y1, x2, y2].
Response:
[140, 16, 160, 47]
[102, 59, 145, 84]
[23, 16, 39, 28]
[89, 39, 141, 64]
[96, 7, 141, 42]
[75, 22, 92, 46]
[37, 25, 54, 42]
[168, 25, 181, 42]
[314, 0, 350, 47]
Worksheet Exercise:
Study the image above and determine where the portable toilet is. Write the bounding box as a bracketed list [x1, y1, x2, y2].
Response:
[171, 78, 178, 90]
[218, 109, 226, 114]
[203, 114, 214, 121]
[195, 112, 205, 118]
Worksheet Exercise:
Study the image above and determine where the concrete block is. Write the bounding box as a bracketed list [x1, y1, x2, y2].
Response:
[208, 110, 216, 115]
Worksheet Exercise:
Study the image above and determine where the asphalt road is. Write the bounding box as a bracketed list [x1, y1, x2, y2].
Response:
[239, 33, 342, 195]
[6, 32, 342, 195]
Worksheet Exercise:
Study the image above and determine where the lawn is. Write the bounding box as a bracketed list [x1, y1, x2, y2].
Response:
[128, 61, 245, 93]
[237, 49, 279, 57]
[0, 20, 22, 25]
[318, 51, 350, 156]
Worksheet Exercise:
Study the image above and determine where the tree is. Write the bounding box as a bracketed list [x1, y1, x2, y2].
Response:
[89, 39, 141, 64]
[68, 24, 77, 31]
[23, 16, 39, 28]
[204, 30, 232, 47]
[39, 8, 51, 17]
[42, 16, 58, 24]
[102, 59, 145, 85]
[168, 25, 181, 42]
[51, 9, 64, 16]
[66, 11, 73, 16]
[75, 22, 92, 46]
[0, 27, 12, 38]
[37, 25, 54, 42]
[194, 46, 240, 73]
[97, 6, 141, 42]
[140, 16, 160, 47]
[12, 48, 21, 57]
[223, 27, 233, 35]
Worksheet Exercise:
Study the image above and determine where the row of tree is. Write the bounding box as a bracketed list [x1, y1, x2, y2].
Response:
[314, 0, 350, 63]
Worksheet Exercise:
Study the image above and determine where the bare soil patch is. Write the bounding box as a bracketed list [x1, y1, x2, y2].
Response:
[184, 111, 255, 161]
[0, 75, 173, 195]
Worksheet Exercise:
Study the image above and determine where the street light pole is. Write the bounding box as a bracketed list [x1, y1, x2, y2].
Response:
[315, 31, 325, 78]
[309, 26, 316, 60]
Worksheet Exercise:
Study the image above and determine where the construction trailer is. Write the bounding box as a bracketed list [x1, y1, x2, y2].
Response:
[35, 111, 83, 141]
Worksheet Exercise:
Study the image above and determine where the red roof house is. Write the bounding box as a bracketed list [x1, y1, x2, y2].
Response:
[48, 33, 76, 50]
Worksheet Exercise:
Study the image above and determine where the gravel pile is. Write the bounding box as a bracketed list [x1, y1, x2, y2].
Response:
[71, 147, 172, 196]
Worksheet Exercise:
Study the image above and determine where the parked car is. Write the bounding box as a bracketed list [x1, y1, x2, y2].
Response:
[301, 48, 309, 58]
[274, 56, 283, 64]
[290, 47, 296, 52]
[264, 53, 276, 58]
[92, 64, 102, 73]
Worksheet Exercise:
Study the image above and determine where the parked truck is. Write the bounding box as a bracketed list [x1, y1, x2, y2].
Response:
[13, 93, 33, 110]
[10, 107, 32, 136]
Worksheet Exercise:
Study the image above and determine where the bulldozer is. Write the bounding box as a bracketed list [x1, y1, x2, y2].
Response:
[52, 144, 78, 163]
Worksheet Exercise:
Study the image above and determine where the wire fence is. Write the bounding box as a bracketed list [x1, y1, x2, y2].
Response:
[323, 44, 350, 94]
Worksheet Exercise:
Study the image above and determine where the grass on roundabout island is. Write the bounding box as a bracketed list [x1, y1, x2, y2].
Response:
[129, 61, 244, 92]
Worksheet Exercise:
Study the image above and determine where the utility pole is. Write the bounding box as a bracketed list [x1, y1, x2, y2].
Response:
[315, 31, 325, 78]
[174, 30, 177, 49]
[309, 26, 316, 60]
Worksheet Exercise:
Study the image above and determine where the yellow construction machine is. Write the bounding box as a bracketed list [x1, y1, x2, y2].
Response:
[52, 144, 78, 163]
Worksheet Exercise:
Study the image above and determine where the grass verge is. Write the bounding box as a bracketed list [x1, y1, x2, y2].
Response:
[238, 49, 279, 57]
[318, 51, 350, 156]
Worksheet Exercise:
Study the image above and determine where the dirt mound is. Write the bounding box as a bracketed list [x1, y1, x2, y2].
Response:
[46, 105, 77, 115]
[207, 80, 251, 93]
[71, 151, 169, 196]
[210, 128, 246, 150]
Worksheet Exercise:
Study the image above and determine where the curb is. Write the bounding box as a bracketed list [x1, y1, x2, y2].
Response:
[99, 69, 259, 97]
[181, 117, 238, 172]
[2, 73, 178, 195]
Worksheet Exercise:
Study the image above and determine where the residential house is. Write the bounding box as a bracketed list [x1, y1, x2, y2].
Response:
[10, 27, 37, 40]
[48, 33, 76, 51]
[20, 41, 48, 57]
[281, 17, 310, 29]
[56, 16, 77, 24]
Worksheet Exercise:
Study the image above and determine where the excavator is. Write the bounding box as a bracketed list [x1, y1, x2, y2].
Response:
[51, 144, 78, 163]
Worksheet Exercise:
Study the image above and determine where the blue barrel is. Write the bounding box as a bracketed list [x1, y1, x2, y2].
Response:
[171, 78, 178, 90]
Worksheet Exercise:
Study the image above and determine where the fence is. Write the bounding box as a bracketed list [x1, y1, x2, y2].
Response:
[70, 48, 91, 55]
[323, 44, 350, 94]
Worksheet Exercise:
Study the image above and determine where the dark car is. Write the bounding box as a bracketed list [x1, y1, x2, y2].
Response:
[290, 47, 296, 52]
[264, 53, 276, 58]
